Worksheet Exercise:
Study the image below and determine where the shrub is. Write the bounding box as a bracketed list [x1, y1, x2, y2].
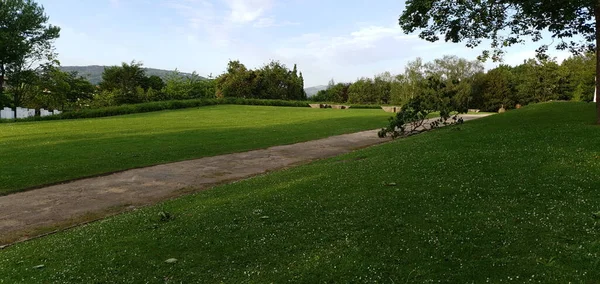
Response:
[378, 96, 464, 139]
[0, 98, 310, 123]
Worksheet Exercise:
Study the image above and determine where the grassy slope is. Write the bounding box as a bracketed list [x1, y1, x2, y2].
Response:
[1, 102, 599, 282]
[0, 105, 390, 195]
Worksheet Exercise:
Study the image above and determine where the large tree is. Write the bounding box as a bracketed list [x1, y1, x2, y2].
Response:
[99, 61, 147, 104]
[399, 0, 600, 124]
[0, 0, 60, 106]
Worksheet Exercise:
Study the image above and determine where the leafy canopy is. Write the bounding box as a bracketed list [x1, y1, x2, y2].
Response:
[0, 0, 60, 94]
[399, 0, 596, 60]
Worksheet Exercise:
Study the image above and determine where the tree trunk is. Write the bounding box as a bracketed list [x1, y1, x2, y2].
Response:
[0, 63, 5, 96]
[596, 2, 600, 124]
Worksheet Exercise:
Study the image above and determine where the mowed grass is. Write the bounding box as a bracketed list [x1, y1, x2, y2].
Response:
[1, 102, 600, 282]
[0, 105, 391, 195]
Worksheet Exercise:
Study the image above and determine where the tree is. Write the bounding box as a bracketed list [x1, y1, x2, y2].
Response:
[99, 61, 147, 104]
[35, 66, 95, 109]
[399, 0, 600, 124]
[393, 58, 427, 105]
[373, 72, 393, 104]
[514, 58, 565, 103]
[561, 53, 596, 101]
[424, 55, 484, 110]
[188, 72, 215, 99]
[348, 78, 380, 104]
[164, 71, 215, 100]
[163, 70, 191, 100]
[424, 55, 484, 81]
[482, 65, 517, 111]
[215, 60, 257, 98]
[215, 60, 305, 100]
[143, 75, 165, 92]
[7, 69, 39, 109]
[311, 80, 350, 103]
[0, 0, 60, 109]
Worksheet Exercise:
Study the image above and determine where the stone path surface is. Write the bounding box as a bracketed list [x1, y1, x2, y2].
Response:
[0, 115, 490, 245]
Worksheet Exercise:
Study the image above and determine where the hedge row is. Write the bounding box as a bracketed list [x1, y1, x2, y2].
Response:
[347, 104, 385, 109]
[306, 100, 386, 110]
[0, 98, 310, 123]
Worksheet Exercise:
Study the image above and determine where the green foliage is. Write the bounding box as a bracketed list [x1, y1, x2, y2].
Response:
[4, 69, 39, 107]
[58, 66, 205, 85]
[33, 65, 95, 110]
[464, 54, 597, 111]
[399, 1, 595, 60]
[0, 92, 11, 107]
[348, 77, 377, 104]
[99, 61, 147, 105]
[398, 0, 600, 123]
[561, 52, 596, 102]
[97, 62, 215, 106]
[0, 98, 311, 123]
[162, 70, 191, 100]
[311, 82, 350, 103]
[343, 56, 484, 107]
[163, 71, 215, 100]
[346, 104, 383, 109]
[256, 61, 305, 100]
[216, 60, 306, 100]
[347, 74, 397, 105]
[142, 75, 165, 92]
[215, 60, 256, 98]
[378, 87, 464, 139]
[309, 53, 595, 112]
[0, 0, 60, 98]
[480, 65, 516, 111]
[1, 65, 96, 111]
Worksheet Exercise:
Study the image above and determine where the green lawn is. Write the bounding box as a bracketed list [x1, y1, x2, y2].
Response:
[0, 105, 391, 195]
[1, 102, 599, 282]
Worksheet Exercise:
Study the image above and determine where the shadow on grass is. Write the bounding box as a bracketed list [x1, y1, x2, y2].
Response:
[0, 115, 389, 195]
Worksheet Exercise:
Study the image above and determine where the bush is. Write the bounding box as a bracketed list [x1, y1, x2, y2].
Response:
[348, 104, 383, 109]
[0, 98, 310, 123]
[378, 96, 464, 139]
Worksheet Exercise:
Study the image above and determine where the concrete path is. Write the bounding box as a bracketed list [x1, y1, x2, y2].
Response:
[0, 115, 489, 245]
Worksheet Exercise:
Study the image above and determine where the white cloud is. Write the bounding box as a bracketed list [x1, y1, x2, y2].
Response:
[225, 0, 273, 23]
[253, 17, 299, 28]
[253, 17, 276, 28]
[501, 49, 572, 66]
[272, 25, 423, 85]
[276, 25, 419, 65]
[109, 0, 120, 8]
[164, 0, 287, 48]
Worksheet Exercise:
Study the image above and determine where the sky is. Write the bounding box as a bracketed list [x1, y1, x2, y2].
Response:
[37, 0, 574, 87]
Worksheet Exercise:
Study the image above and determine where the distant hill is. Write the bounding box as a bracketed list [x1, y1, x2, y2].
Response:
[59, 66, 205, 85]
[304, 85, 328, 97]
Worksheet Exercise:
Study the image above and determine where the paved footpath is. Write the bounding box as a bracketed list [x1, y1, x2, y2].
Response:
[0, 115, 490, 245]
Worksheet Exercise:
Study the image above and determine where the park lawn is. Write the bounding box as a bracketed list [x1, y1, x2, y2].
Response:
[0, 105, 391, 195]
[1, 102, 599, 282]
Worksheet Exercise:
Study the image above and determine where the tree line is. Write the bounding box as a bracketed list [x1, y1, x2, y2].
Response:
[311, 54, 595, 112]
[0, 0, 307, 112]
[1, 0, 596, 115]
[0, 59, 307, 111]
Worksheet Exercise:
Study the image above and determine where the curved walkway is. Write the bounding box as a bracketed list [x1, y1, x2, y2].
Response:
[0, 115, 489, 245]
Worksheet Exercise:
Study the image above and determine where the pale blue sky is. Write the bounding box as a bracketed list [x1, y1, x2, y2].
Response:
[38, 0, 572, 87]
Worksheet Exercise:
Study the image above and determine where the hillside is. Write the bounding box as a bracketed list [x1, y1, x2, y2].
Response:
[59, 66, 205, 85]
[304, 85, 328, 97]
[64, 66, 326, 96]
